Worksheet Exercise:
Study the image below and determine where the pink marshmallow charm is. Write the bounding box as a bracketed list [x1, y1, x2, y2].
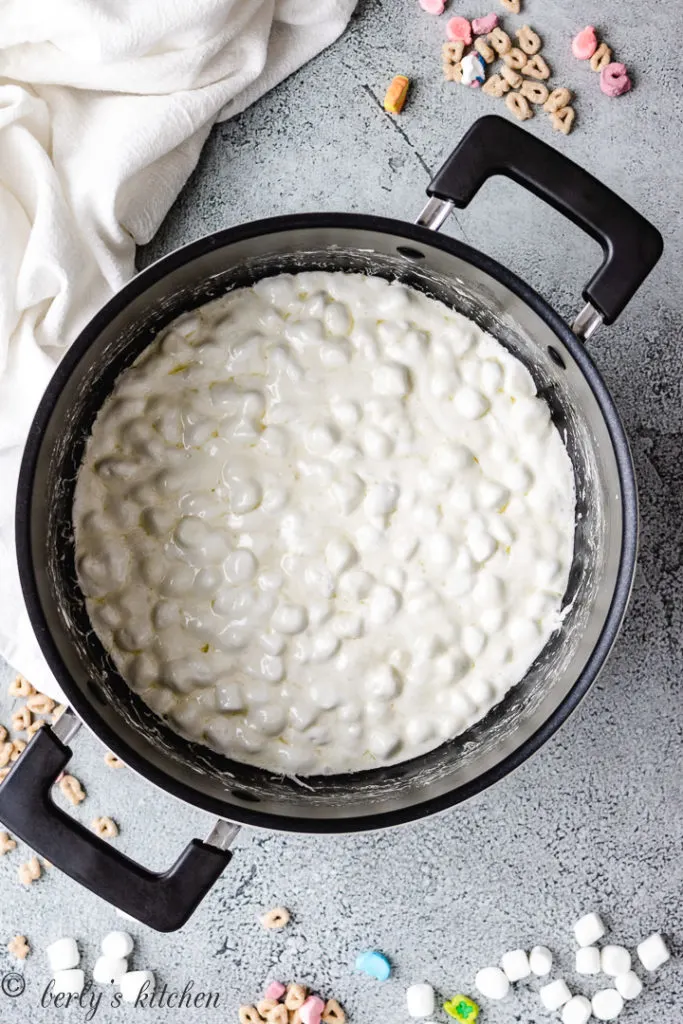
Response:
[300, 995, 326, 1024]
[572, 26, 598, 60]
[419, 0, 446, 12]
[265, 981, 287, 1000]
[600, 62, 632, 96]
[472, 12, 498, 35]
[446, 16, 472, 44]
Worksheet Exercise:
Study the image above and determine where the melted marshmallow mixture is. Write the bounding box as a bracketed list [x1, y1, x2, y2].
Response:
[73, 272, 575, 775]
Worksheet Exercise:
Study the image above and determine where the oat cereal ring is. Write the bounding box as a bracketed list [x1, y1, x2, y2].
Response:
[501, 65, 523, 89]
[11, 707, 32, 733]
[10, 740, 26, 762]
[18, 856, 41, 886]
[516, 25, 541, 55]
[8, 935, 30, 959]
[322, 1000, 346, 1023]
[26, 719, 45, 739]
[487, 27, 511, 55]
[499, 0, 520, 11]
[482, 74, 511, 97]
[9, 675, 34, 698]
[520, 80, 549, 104]
[522, 54, 550, 79]
[285, 984, 308, 1011]
[0, 725, 7, 743]
[443, 62, 463, 82]
[27, 693, 55, 715]
[258, 999, 279, 1017]
[59, 774, 86, 805]
[266, 1006, 288, 1024]
[503, 47, 527, 70]
[261, 906, 291, 930]
[505, 92, 533, 121]
[0, 768, 9, 781]
[0, 831, 17, 854]
[474, 37, 495, 64]
[550, 105, 575, 134]
[289, 1012, 302, 1024]
[239, 1006, 262, 1024]
[590, 42, 612, 72]
[104, 751, 124, 768]
[0, 742, 14, 768]
[91, 816, 118, 839]
[442, 40, 465, 65]
[543, 87, 572, 113]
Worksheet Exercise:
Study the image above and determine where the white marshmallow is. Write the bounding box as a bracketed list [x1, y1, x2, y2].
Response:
[475, 967, 510, 1000]
[529, 945, 553, 976]
[53, 969, 85, 995]
[575, 945, 600, 975]
[615, 971, 643, 1000]
[93, 956, 128, 985]
[637, 932, 670, 971]
[501, 949, 530, 982]
[601, 945, 631, 977]
[46, 937, 79, 972]
[574, 911, 606, 947]
[101, 931, 134, 959]
[540, 979, 571, 1010]
[561, 995, 592, 1024]
[120, 970, 155, 1005]
[592, 989, 624, 1021]
[406, 983, 435, 1017]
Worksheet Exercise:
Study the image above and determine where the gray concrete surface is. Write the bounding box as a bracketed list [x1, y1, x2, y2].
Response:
[1, 0, 682, 1020]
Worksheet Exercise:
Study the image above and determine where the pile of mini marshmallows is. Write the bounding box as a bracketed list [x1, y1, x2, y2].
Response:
[46, 930, 154, 1005]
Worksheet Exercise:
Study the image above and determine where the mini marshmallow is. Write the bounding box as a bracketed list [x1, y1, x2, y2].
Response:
[615, 971, 643, 1000]
[576, 945, 601, 975]
[540, 979, 571, 1011]
[529, 945, 553, 976]
[53, 969, 85, 995]
[101, 931, 134, 959]
[637, 932, 670, 971]
[93, 956, 128, 985]
[561, 995, 592, 1024]
[300, 995, 325, 1024]
[601, 945, 631, 977]
[592, 989, 624, 1021]
[474, 967, 509, 1000]
[120, 970, 155, 1005]
[446, 16, 472, 44]
[265, 982, 287, 1001]
[574, 911, 606, 946]
[419, 0, 445, 12]
[472, 12, 498, 34]
[501, 949, 530, 982]
[46, 937, 79, 972]
[406, 983, 435, 1018]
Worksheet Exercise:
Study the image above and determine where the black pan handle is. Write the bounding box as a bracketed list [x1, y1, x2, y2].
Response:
[0, 724, 234, 932]
[426, 115, 663, 326]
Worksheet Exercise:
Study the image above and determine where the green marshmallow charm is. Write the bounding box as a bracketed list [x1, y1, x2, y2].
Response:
[444, 995, 480, 1021]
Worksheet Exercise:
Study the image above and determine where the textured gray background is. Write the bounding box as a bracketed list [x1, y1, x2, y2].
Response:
[1, 0, 681, 1020]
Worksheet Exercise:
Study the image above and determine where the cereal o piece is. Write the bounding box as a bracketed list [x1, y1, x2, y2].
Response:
[443, 40, 465, 65]
[285, 984, 308, 1010]
[383, 75, 410, 114]
[601, 945, 631, 977]
[446, 17, 472, 44]
[406, 982, 435, 1017]
[600, 62, 632, 97]
[488, 27, 511, 54]
[268, 1008, 289, 1024]
[615, 971, 642, 1000]
[520, 80, 549, 104]
[576, 946, 601, 974]
[10, 740, 26, 761]
[637, 932, 670, 971]
[261, 906, 290, 930]
[443, 995, 480, 1021]
[505, 92, 533, 120]
[91, 816, 118, 839]
[590, 42, 612, 72]
[9, 675, 34, 698]
[26, 719, 45, 738]
[544, 87, 572, 112]
[0, 742, 14, 768]
[503, 47, 527, 69]
[239, 1006, 262, 1024]
[572, 26, 598, 60]
[550, 105, 576, 134]
[529, 946, 553, 975]
[522, 54, 550, 79]
[499, 0, 520, 11]
[11, 706, 32, 733]
[8, 935, 30, 960]
[26, 692, 55, 715]
[419, 0, 445, 12]
[501, 949, 531, 981]
[474, 37, 495, 64]
[482, 74, 510, 97]
[562, 995, 592, 1024]
[444, 62, 463, 83]
[0, 725, 6, 742]
[0, 831, 17, 855]
[472, 13, 498, 34]
[59, 774, 85, 806]
[501, 64, 523, 88]
[591, 989, 624, 1021]
[104, 751, 124, 768]
[574, 911, 606, 946]
[322, 1000, 346, 1024]
[475, 967, 510, 999]
[258, 998, 280, 1017]
[18, 855, 41, 886]
[516, 25, 541, 54]
[540, 979, 571, 1011]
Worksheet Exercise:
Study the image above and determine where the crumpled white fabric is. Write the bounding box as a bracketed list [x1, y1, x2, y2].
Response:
[0, 0, 357, 699]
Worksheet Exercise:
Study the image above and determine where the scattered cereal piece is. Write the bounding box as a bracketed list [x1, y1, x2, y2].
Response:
[258, 998, 280, 1017]
[540, 979, 572, 1010]
[268, 1007, 288, 1024]
[26, 719, 45, 738]
[104, 751, 124, 768]
[355, 950, 391, 981]
[26, 693, 55, 715]
[322, 999, 345, 1023]
[8, 935, 30, 959]
[406, 982, 435, 1017]
[443, 61, 463, 82]
[520, 80, 549, 104]
[550, 105, 575, 133]
[499, 0, 520, 12]
[52, 704, 67, 725]
[446, 17, 472, 44]
[419, 0, 446, 11]
[522, 54, 550, 79]
[285, 984, 308, 1010]
[600, 62, 631, 96]
[59, 774, 86, 806]
[529, 946, 553, 975]
[601, 945, 631, 977]
[574, 911, 606, 946]
[0, 768, 9, 781]
[11, 707, 32, 733]
[0, 742, 14, 768]
[572, 26, 598, 61]
[475, 967, 510, 1000]
[0, 725, 7, 742]
[501, 949, 531, 981]
[472, 13, 498, 34]
[261, 906, 290, 930]
[0, 831, 16, 855]
[91, 816, 118, 839]
[383, 75, 410, 114]
[488, 27, 511, 54]
[591, 989, 624, 1021]
[300, 995, 325, 1024]
[516, 25, 541, 55]
[506, 91, 533, 120]
[501, 64, 523, 88]
[615, 971, 642, 1000]
[503, 47, 527, 70]
[462, 52, 486, 86]
[18, 855, 41, 886]
[9, 675, 34, 698]
[562, 995, 592, 1024]
[444, 995, 480, 1020]
[590, 42, 612, 72]
[543, 86, 572, 112]
[637, 932, 670, 971]
[474, 37, 495, 64]
[10, 740, 26, 761]
[576, 946, 601, 974]
[442, 42, 464, 81]
[265, 982, 287, 1001]
[482, 73, 510, 97]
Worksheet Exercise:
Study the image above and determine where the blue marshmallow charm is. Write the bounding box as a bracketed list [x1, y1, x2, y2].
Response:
[355, 950, 391, 981]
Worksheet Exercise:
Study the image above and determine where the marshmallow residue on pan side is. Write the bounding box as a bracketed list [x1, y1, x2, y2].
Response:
[73, 271, 575, 775]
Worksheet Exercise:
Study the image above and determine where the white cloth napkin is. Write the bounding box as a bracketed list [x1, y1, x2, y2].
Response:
[0, 0, 357, 699]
